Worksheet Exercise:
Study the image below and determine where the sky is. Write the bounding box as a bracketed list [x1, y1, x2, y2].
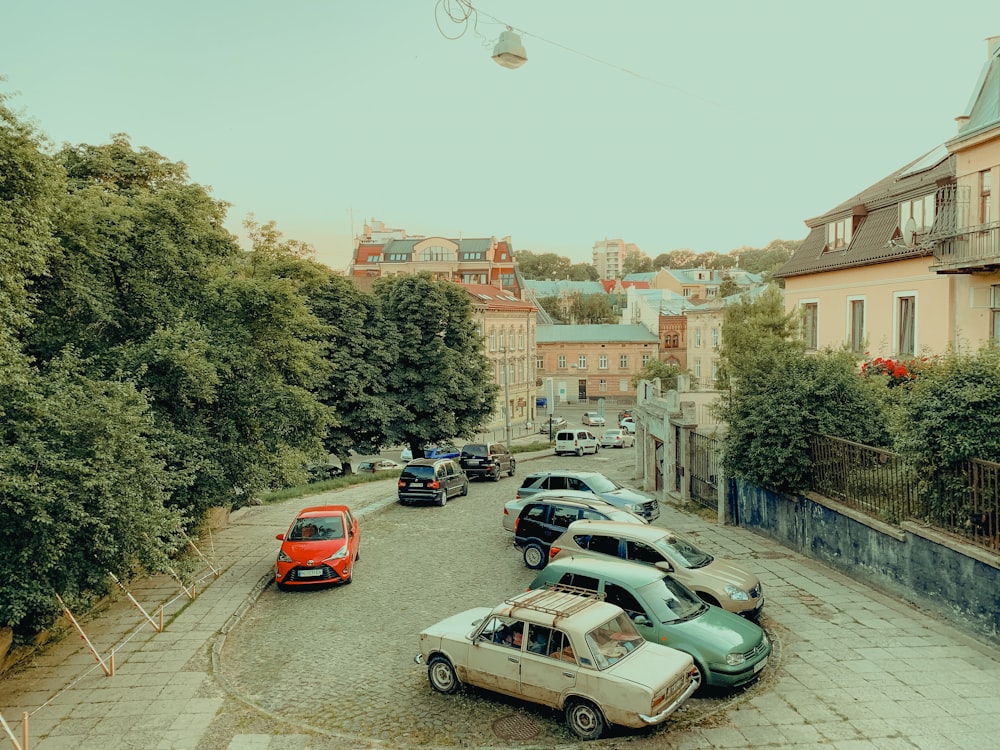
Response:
[3, 1, 998, 271]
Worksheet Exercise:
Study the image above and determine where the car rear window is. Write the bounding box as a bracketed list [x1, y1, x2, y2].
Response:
[461, 444, 488, 458]
[401, 465, 435, 480]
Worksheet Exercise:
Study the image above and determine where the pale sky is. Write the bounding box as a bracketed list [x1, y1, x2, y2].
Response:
[3, 1, 997, 270]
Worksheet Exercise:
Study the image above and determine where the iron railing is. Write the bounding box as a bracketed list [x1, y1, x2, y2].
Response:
[689, 431, 721, 511]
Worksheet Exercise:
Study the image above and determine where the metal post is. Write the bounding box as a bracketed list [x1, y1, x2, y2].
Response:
[502, 347, 512, 449]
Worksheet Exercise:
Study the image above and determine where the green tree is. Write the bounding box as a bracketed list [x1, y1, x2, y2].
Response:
[534, 295, 567, 323]
[715, 287, 882, 492]
[567, 262, 599, 281]
[377, 275, 499, 457]
[621, 251, 652, 276]
[631, 360, 682, 389]
[515, 250, 573, 279]
[567, 292, 615, 324]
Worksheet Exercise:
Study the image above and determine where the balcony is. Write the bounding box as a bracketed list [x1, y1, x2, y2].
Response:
[929, 223, 1000, 273]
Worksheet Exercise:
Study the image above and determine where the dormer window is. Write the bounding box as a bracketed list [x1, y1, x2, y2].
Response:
[826, 219, 851, 251]
[899, 194, 936, 233]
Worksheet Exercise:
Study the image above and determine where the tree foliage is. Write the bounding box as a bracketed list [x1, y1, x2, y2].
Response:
[715, 287, 884, 492]
[567, 291, 616, 324]
[631, 360, 682, 389]
[516, 250, 598, 281]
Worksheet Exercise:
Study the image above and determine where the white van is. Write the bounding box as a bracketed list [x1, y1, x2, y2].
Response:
[554, 429, 600, 456]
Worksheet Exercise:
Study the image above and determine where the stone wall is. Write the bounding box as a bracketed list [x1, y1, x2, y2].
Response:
[733, 479, 1000, 646]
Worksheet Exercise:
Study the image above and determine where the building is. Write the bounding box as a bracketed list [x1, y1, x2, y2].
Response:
[592, 238, 641, 280]
[350, 222, 521, 296]
[464, 284, 539, 435]
[776, 37, 1000, 357]
[535, 324, 659, 403]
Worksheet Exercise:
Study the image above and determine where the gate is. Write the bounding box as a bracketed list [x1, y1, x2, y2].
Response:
[690, 431, 720, 511]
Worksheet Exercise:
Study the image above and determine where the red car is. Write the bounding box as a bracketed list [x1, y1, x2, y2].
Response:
[274, 505, 360, 589]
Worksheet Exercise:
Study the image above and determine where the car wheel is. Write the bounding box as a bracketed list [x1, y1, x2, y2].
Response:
[594, 445, 600, 454]
[343, 571, 353, 585]
[509, 460, 516, 477]
[437, 490, 447, 507]
[427, 655, 461, 694]
[565, 698, 606, 740]
[276, 581, 288, 592]
[355, 545, 361, 562]
[492, 468, 501, 482]
[576, 447, 584, 456]
[460, 481, 469, 496]
[523, 543, 547, 569]
[691, 661, 707, 691]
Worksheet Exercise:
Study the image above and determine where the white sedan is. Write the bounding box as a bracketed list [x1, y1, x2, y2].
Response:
[600, 429, 635, 448]
[582, 412, 606, 426]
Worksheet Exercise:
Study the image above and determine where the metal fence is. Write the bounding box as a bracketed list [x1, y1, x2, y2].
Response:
[689, 431, 721, 511]
[807, 434, 1000, 552]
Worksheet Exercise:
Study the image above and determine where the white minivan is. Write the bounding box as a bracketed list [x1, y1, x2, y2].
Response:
[554, 429, 600, 456]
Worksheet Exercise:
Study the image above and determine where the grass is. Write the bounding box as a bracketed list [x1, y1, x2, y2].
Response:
[257, 471, 400, 505]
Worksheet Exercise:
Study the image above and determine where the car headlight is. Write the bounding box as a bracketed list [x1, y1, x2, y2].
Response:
[725, 585, 750, 601]
[626, 503, 641, 513]
[725, 652, 747, 666]
[325, 547, 349, 561]
[277, 550, 292, 563]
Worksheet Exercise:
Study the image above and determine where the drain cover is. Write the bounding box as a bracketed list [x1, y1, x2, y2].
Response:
[493, 713, 541, 740]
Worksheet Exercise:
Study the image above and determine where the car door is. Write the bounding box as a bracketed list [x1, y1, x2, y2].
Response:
[623, 539, 669, 568]
[518, 625, 577, 708]
[545, 504, 582, 545]
[466, 616, 523, 696]
[442, 462, 459, 496]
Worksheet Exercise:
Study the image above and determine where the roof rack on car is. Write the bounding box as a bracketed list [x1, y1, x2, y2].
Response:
[507, 585, 606, 619]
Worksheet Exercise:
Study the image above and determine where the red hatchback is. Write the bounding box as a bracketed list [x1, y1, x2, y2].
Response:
[274, 505, 360, 589]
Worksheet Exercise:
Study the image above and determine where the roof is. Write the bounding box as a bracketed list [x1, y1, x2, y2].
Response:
[543, 555, 665, 585]
[462, 283, 536, 312]
[563, 519, 671, 542]
[949, 37, 1000, 146]
[536, 324, 659, 344]
[522, 279, 608, 297]
[502, 587, 622, 631]
[775, 148, 954, 278]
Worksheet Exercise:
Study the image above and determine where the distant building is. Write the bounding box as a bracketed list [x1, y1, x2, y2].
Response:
[349, 219, 521, 296]
[593, 238, 642, 280]
[536, 324, 658, 403]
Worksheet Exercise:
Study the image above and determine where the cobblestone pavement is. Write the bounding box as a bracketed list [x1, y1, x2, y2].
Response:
[3, 446, 1000, 749]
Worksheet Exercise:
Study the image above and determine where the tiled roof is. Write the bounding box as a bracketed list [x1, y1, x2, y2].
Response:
[775, 148, 953, 278]
[462, 283, 535, 312]
[536, 324, 659, 344]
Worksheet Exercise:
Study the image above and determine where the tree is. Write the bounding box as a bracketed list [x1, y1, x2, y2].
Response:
[631, 360, 683, 389]
[567, 292, 616, 324]
[377, 275, 499, 456]
[567, 262, 599, 281]
[714, 287, 883, 492]
[621, 251, 652, 276]
[515, 250, 573, 279]
[534, 295, 567, 323]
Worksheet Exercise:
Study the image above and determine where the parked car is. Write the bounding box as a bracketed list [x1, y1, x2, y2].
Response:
[414, 586, 700, 740]
[459, 442, 516, 481]
[357, 459, 401, 473]
[273, 505, 360, 589]
[400, 446, 414, 462]
[529, 557, 771, 689]
[555, 429, 601, 456]
[397, 458, 469, 506]
[618, 410, 632, 424]
[537, 416, 568, 434]
[514, 496, 646, 569]
[549, 520, 764, 618]
[425, 444, 461, 460]
[619, 417, 636, 434]
[599, 429, 635, 449]
[503, 489, 624, 533]
[515, 470, 660, 521]
[582, 411, 606, 426]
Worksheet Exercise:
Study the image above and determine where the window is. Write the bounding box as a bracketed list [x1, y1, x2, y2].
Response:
[599, 355, 608, 369]
[489, 331, 496, 351]
[694, 329, 702, 347]
[558, 355, 567, 368]
[577, 355, 587, 369]
[586, 535, 619, 556]
[626, 541, 664, 566]
[711, 328, 719, 348]
[419, 245, 453, 262]
[500, 273, 515, 287]
[366, 254, 380, 263]
[462, 273, 486, 284]
[619, 379, 629, 392]
[536, 356, 544, 370]
[619, 354, 628, 368]
[848, 299, 865, 353]
[599, 379, 607, 391]
[982, 170, 993, 226]
[683, 288, 693, 297]
[802, 302, 818, 350]
[386, 253, 409, 261]
[641, 354, 651, 365]
[603, 584, 645, 620]
[826, 218, 851, 250]
[899, 194, 936, 233]
[896, 294, 916, 356]
[711, 360, 719, 381]
[694, 360, 701, 378]
[993, 285, 1000, 345]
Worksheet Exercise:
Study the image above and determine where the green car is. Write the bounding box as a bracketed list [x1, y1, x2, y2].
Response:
[529, 557, 770, 689]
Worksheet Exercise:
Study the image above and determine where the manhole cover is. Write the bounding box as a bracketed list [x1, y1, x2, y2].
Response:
[493, 713, 541, 740]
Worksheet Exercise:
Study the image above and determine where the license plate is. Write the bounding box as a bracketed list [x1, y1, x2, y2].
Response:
[410, 482, 423, 487]
[753, 656, 768, 673]
[298, 568, 323, 578]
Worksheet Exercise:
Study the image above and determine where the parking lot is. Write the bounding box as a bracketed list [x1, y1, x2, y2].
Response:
[218, 451, 767, 747]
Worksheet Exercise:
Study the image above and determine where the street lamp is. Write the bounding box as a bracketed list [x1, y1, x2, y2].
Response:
[501, 347, 513, 449]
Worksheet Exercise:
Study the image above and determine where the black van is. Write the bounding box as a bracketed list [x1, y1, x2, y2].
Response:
[397, 459, 469, 506]
[459, 442, 516, 481]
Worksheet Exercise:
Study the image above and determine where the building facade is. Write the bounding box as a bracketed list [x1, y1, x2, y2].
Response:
[592, 238, 641, 280]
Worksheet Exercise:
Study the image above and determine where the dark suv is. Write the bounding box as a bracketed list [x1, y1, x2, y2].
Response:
[397, 458, 469, 506]
[513, 495, 646, 569]
[459, 442, 516, 481]
[516, 470, 660, 521]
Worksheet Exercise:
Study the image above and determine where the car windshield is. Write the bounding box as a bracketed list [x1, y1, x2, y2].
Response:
[584, 612, 644, 670]
[585, 475, 622, 493]
[654, 533, 713, 568]
[401, 465, 435, 479]
[637, 576, 708, 623]
[461, 445, 488, 458]
[288, 516, 344, 541]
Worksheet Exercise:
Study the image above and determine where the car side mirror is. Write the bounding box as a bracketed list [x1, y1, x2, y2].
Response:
[633, 615, 652, 627]
[654, 560, 674, 573]
[275, 533, 285, 541]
